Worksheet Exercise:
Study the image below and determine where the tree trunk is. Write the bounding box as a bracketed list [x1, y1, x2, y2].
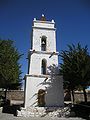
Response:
[71, 90, 75, 104]
[4, 88, 7, 101]
[83, 87, 87, 103]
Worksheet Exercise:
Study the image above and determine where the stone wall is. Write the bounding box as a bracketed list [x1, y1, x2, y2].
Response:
[0, 90, 90, 104]
[74, 90, 90, 103]
[64, 90, 90, 103]
[0, 90, 24, 101]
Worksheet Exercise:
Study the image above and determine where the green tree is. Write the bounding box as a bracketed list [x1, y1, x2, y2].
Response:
[0, 40, 22, 100]
[75, 44, 90, 102]
[60, 43, 90, 103]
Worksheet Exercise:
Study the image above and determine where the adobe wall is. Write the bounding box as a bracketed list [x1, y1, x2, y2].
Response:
[0, 90, 90, 103]
[0, 90, 24, 101]
[74, 91, 90, 102]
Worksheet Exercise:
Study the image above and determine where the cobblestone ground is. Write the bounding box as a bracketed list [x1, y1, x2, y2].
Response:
[0, 112, 85, 120]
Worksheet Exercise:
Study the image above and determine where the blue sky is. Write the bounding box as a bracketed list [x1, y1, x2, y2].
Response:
[0, 0, 90, 80]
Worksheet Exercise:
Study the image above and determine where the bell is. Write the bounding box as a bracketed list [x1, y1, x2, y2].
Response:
[42, 41, 45, 44]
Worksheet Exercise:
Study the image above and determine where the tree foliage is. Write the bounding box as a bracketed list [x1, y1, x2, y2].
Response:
[0, 40, 22, 90]
[60, 43, 90, 102]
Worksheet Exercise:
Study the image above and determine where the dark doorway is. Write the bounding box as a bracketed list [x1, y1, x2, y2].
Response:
[38, 89, 45, 107]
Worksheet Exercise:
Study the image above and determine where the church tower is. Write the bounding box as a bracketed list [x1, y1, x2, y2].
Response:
[24, 15, 64, 108]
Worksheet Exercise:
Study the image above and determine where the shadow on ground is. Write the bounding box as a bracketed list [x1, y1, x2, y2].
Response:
[70, 102, 90, 120]
[1, 100, 23, 116]
[2, 105, 21, 116]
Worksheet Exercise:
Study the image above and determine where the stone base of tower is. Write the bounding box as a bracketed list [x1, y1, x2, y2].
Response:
[24, 74, 64, 108]
[17, 106, 71, 117]
[17, 107, 46, 117]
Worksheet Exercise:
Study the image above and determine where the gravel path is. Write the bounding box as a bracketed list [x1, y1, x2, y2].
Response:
[0, 112, 85, 120]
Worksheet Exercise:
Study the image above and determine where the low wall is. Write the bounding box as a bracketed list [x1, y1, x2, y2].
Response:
[64, 90, 90, 103]
[0, 90, 24, 101]
[74, 91, 90, 102]
[0, 90, 90, 104]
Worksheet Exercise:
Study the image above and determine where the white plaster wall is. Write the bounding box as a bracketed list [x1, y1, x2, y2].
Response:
[29, 53, 58, 75]
[24, 75, 64, 108]
[32, 28, 56, 52]
[33, 21, 55, 29]
[45, 76, 64, 107]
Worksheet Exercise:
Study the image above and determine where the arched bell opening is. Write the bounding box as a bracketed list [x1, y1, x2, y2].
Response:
[41, 36, 46, 51]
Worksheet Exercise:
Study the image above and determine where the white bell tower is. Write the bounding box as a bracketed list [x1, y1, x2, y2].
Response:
[24, 15, 64, 108]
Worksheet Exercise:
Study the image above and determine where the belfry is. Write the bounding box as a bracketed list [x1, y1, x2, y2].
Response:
[24, 15, 64, 108]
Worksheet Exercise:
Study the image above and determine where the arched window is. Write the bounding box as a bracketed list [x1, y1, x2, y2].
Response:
[41, 36, 46, 51]
[41, 59, 47, 74]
